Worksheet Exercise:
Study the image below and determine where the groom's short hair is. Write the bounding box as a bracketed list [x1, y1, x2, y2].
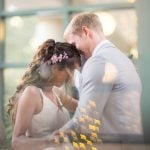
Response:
[64, 12, 103, 36]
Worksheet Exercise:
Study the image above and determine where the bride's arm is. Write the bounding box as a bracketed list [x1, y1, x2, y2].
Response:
[53, 87, 78, 112]
[12, 86, 54, 150]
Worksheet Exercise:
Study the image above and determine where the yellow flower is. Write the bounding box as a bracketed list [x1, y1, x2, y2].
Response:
[87, 140, 93, 146]
[92, 147, 97, 150]
[70, 130, 77, 137]
[72, 136, 78, 142]
[63, 137, 69, 143]
[59, 131, 64, 137]
[94, 119, 101, 126]
[79, 117, 85, 123]
[65, 146, 70, 150]
[95, 126, 100, 132]
[79, 107, 86, 113]
[89, 125, 96, 131]
[91, 132, 98, 139]
[80, 134, 87, 140]
[54, 136, 59, 144]
[89, 101, 96, 108]
[79, 143, 86, 150]
[72, 142, 79, 149]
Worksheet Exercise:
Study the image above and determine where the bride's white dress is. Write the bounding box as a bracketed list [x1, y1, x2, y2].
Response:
[26, 88, 72, 149]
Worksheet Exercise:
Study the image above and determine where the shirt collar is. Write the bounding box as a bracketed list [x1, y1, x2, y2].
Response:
[92, 40, 110, 57]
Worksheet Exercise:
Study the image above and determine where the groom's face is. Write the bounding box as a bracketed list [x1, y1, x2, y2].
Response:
[65, 33, 90, 58]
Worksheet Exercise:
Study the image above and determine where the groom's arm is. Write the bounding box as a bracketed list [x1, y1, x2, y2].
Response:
[57, 57, 117, 134]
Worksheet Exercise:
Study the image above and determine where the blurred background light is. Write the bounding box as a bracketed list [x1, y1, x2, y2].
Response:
[96, 12, 117, 36]
[7, 4, 17, 12]
[9, 16, 24, 28]
[130, 47, 139, 59]
[127, 0, 136, 3]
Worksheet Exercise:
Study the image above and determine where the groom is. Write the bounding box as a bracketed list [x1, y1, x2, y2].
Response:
[54, 12, 143, 143]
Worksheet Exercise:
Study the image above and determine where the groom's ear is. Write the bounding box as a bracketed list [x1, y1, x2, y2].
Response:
[81, 26, 92, 38]
[81, 26, 88, 35]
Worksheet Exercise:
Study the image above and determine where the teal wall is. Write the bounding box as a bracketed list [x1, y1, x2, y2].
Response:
[0, 0, 6, 144]
[136, 0, 150, 142]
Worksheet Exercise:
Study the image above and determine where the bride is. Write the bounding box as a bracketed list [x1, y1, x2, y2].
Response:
[7, 39, 81, 150]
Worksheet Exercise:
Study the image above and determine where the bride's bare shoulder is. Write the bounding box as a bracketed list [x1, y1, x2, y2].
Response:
[18, 85, 42, 114]
[23, 85, 40, 95]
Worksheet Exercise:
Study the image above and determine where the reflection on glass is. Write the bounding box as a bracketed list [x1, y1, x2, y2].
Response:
[5, 15, 63, 63]
[5, 0, 63, 11]
[71, 0, 136, 5]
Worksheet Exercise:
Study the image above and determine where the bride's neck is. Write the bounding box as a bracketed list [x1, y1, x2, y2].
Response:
[43, 86, 53, 92]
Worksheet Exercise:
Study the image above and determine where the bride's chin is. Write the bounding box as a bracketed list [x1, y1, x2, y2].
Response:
[55, 83, 63, 87]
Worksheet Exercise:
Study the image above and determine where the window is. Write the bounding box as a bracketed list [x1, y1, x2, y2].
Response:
[5, 0, 63, 11]
[1, 0, 139, 143]
[5, 15, 63, 63]
[71, 0, 136, 5]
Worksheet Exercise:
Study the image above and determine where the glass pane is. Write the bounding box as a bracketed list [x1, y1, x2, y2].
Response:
[4, 68, 25, 140]
[4, 68, 25, 104]
[99, 10, 137, 59]
[71, 9, 137, 59]
[5, 15, 63, 63]
[71, 0, 136, 5]
[5, 0, 63, 11]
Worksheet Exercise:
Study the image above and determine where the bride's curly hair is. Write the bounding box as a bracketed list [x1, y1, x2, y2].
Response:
[7, 39, 81, 124]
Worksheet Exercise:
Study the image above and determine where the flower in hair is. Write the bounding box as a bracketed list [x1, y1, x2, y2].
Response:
[51, 54, 58, 64]
[51, 52, 69, 64]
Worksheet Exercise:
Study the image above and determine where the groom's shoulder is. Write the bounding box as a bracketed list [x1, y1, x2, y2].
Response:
[82, 56, 105, 76]
[84, 55, 105, 68]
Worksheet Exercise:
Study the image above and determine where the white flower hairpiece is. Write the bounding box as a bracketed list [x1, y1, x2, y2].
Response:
[50, 52, 69, 64]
